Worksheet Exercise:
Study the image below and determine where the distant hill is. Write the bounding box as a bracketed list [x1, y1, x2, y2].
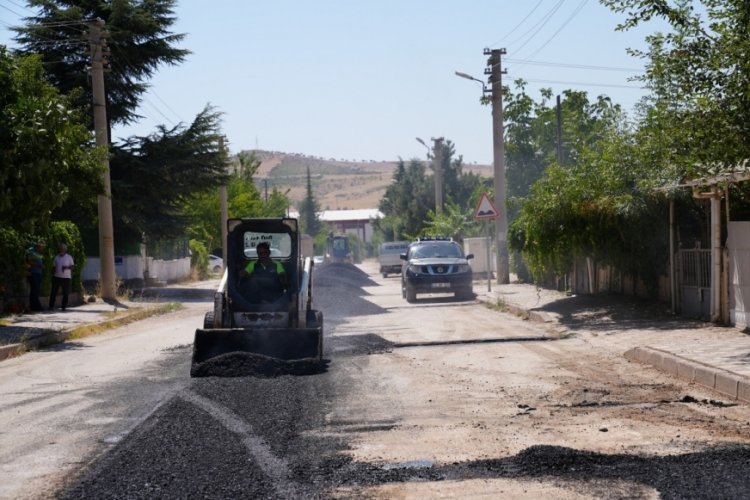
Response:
[243, 150, 492, 211]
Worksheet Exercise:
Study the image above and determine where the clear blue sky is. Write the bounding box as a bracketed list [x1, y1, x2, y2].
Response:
[1, 0, 665, 165]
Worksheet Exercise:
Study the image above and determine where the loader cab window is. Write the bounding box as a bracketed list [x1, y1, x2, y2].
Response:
[243, 232, 291, 259]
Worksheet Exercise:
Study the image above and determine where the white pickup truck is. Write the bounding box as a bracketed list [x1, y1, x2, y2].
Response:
[378, 241, 409, 277]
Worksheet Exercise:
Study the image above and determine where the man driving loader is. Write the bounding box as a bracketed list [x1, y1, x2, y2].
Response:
[239, 241, 289, 304]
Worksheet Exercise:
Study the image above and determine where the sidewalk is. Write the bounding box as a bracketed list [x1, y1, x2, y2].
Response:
[0, 283, 213, 362]
[474, 280, 750, 403]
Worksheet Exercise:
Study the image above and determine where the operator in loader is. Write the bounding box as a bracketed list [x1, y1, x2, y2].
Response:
[239, 241, 289, 304]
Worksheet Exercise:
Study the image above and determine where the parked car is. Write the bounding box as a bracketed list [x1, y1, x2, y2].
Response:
[400, 237, 474, 303]
[208, 254, 223, 274]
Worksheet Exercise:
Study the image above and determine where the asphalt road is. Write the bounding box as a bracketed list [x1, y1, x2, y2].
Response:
[3, 263, 750, 499]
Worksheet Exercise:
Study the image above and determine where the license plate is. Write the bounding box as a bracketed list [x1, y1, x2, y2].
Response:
[431, 283, 450, 288]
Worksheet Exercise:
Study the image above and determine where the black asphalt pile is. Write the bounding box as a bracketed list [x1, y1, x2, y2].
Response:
[314, 262, 378, 290]
[328, 333, 394, 357]
[313, 263, 387, 323]
[191, 352, 325, 378]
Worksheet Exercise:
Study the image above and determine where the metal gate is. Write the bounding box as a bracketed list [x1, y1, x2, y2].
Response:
[678, 249, 711, 320]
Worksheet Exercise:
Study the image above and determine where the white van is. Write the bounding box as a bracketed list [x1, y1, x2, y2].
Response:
[378, 241, 409, 277]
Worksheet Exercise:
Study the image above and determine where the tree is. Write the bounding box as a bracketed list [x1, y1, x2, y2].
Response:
[110, 106, 229, 241]
[376, 141, 483, 241]
[298, 166, 322, 236]
[183, 151, 289, 253]
[376, 159, 433, 240]
[13, 0, 189, 126]
[0, 48, 102, 234]
[602, 0, 750, 177]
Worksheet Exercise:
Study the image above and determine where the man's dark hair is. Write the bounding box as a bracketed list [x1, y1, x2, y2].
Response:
[256, 242, 270, 252]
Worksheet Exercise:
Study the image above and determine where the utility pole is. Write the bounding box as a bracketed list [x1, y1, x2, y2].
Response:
[89, 18, 116, 300]
[556, 95, 564, 164]
[432, 137, 444, 214]
[219, 137, 228, 270]
[485, 48, 509, 284]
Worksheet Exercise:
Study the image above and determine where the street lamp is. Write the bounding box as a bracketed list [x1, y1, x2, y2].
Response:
[454, 71, 486, 89]
[455, 56, 509, 284]
[416, 137, 443, 214]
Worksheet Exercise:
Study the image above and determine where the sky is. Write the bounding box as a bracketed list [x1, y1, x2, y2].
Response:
[0, 0, 667, 165]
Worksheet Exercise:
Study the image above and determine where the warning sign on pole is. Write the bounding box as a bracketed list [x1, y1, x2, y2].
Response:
[473, 193, 499, 220]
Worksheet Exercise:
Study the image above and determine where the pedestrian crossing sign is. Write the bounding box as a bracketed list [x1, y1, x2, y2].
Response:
[473, 193, 499, 220]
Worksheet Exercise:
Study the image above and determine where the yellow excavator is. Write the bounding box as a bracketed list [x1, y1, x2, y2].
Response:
[191, 218, 323, 377]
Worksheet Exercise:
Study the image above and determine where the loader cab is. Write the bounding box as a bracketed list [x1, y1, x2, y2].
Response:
[226, 218, 300, 314]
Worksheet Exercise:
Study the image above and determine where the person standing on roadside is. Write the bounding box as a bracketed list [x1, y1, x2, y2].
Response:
[49, 243, 74, 311]
[25, 239, 46, 312]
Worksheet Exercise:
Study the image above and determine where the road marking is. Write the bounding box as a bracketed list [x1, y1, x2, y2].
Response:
[180, 390, 303, 498]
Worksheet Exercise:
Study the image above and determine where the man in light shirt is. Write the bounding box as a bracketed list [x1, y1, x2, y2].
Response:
[49, 243, 75, 311]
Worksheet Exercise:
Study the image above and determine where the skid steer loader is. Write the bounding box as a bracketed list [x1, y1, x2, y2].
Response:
[191, 218, 323, 377]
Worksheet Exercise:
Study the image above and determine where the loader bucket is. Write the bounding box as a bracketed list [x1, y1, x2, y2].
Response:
[190, 326, 323, 377]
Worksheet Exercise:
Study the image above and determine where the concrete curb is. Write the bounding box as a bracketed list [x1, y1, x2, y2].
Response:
[0, 329, 73, 362]
[477, 293, 560, 325]
[625, 346, 750, 403]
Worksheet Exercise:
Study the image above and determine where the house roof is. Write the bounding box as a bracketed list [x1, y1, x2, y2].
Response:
[319, 209, 383, 222]
[288, 208, 383, 222]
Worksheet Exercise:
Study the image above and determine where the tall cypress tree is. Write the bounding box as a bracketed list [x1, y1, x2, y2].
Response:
[299, 166, 321, 236]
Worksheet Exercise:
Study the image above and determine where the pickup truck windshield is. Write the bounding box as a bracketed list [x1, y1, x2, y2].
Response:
[411, 243, 463, 259]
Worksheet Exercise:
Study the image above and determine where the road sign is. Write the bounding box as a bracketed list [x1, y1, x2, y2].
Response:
[473, 193, 499, 220]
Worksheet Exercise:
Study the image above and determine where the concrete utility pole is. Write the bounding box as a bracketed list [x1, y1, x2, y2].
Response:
[89, 18, 117, 300]
[556, 95, 564, 164]
[486, 48, 509, 284]
[432, 137, 444, 214]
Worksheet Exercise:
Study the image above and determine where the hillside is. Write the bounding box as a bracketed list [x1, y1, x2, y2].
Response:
[246, 150, 492, 211]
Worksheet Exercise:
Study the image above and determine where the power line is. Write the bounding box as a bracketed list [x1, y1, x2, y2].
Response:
[506, 0, 565, 52]
[506, 57, 640, 72]
[3, 0, 34, 15]
[0, 2, 25, 18]
[505, 74, 644, 90]
[486, 0, 544, 48]
[522, 0, 589, 60]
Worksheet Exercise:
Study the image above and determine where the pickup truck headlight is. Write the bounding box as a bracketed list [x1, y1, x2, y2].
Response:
[455, 264, 471, 273]
[406, 264, 420, 275]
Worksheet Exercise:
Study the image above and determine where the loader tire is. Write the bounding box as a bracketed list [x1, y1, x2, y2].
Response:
[203, 312, 214, 329]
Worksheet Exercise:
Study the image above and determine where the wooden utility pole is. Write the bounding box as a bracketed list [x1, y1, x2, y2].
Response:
[485, 48, 509, 284]
[219, 137, 228, 270]
[89, 18, 116, 299]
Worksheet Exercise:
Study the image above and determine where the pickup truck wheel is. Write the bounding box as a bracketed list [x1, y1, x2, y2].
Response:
[203, 312, 214, 329]
[406, 284, 417, 303]
[382, 272, 388, 278]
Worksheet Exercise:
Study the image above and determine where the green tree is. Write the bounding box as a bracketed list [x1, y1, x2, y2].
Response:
[602, 0, 750, 178]
[377, 159, 432, 240]
[298, 166, 322, 236]
[0, 48, 102, 234]
[13, 0, 189, 126]
[110, 106, 229, 241]
[183, 151, 289, 253]
[377, 141, 482, 241]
